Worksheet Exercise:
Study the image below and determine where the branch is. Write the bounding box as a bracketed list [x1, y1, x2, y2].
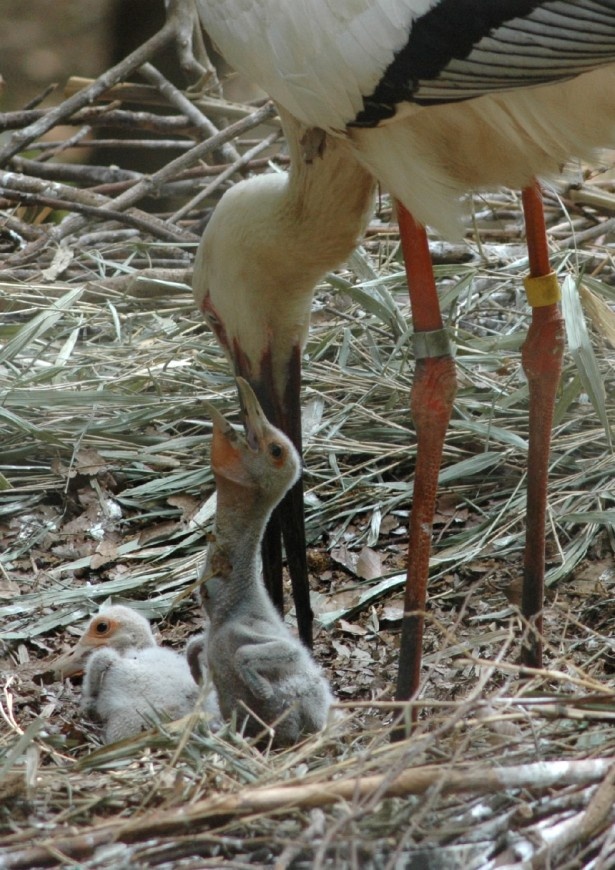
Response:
[63, 78, 258, 122]
[138, 63, 240, 163]
[0, 14, 182, 166]
[16, 103, 276, 265]
[171, 130, 281, 221]
[0, 171, 196, 254]
[0, 106, 205, 137]
[1, 758, 611, 869]
[529, 763, 615, 869]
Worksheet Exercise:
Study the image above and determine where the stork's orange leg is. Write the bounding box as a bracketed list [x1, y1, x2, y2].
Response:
[394, 202, 457, 706]
[520, 182, 565, 668]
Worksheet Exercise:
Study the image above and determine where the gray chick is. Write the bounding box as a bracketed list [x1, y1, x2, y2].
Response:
[189, 378, 334, 746]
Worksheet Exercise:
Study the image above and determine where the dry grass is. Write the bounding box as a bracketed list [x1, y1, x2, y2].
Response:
[1, 11, 615, 869]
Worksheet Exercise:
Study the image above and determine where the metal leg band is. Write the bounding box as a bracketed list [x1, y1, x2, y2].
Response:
[413, 328, 451, 360]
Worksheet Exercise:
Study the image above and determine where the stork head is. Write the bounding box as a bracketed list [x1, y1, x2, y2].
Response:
[205, 377, 301, 516]
[54, 605, 155, 678]
[192, 139, 373, 439]
[193, 174, 318, 399]
[192, 149, 373, 592]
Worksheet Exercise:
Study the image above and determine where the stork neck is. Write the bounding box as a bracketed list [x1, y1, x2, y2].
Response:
[279, 110, 375, 277]
[194, 112, 375, 392]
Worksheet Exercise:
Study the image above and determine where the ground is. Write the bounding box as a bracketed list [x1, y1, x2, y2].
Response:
[1, 11, 615, 868]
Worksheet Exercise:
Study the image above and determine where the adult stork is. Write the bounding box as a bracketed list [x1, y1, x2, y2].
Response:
[192, 0, 615, 703]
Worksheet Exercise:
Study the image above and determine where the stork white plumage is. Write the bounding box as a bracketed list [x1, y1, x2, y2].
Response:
[193, 0, 615, 707]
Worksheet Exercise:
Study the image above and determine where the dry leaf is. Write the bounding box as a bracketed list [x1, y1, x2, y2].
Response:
[331, 545, 357, 574]
[330, 640, 352, 659]
[580, 284, 615, 348]
[138, 521, 180, 545]
[355, 546, 382, 581]
[338, 618, 367, 637]
[319, 588, 361, 614]
[90, 539, 118, 570]
[380, 605, 404, 623]
[40, 243, 73, 281]
[167, 494, 200, 521]
[0, 576, 20, 600]
[75, 448, 108, 477]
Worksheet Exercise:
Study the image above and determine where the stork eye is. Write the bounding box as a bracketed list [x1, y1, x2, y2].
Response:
[269, 443, 283, 460]
[95, 620, 110, 634]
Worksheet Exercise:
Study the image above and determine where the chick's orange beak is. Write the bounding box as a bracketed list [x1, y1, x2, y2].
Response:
[210, 421, 247, 484]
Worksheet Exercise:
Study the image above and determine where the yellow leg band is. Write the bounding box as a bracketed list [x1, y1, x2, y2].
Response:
[523, 272, 561, 307]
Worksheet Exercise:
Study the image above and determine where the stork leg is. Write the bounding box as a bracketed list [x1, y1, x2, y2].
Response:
[394, 202, 457, 706]
[520, 182, 565, 668]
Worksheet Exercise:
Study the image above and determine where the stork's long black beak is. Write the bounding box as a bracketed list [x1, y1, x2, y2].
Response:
[236, 348, 313, 648]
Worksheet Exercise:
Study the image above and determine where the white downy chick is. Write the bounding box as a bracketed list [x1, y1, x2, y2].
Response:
[54, 604, 155, 678]
[55, 604, 218, 743]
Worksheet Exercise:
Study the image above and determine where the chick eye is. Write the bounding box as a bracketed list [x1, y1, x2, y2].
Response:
[95, 620, 110, 635]
[269, 443, 283, 460]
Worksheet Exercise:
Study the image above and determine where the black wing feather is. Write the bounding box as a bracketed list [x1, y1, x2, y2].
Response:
[352, 0, 615, 126]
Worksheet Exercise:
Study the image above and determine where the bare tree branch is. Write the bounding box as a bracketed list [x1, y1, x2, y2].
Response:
[0, 15, 181, 166]
[1, 758, 611, 870]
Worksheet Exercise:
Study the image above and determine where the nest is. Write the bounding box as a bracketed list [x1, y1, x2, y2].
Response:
[1, 5, 615, 867]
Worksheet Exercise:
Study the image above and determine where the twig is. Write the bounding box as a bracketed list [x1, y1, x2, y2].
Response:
[0, 172, 196, 248]
[64, 77, 258, 122]
[138, 63, 240, 163]
[1, 759, 611, 869]
[171, 130, 281, 221]
[558, 217, 615, 249]
[10, 157, 142, 187]
[169, 0, 218, 86]
[1, 101, 277, 268]
[95, 101, 276, 209]
[0, 13, 181, 166]
[568, 185, 615, 215]
[0, 106, 202, 137]
[0, 213, 44, 242]
[528, 763, 615, 869]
